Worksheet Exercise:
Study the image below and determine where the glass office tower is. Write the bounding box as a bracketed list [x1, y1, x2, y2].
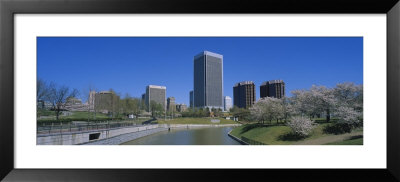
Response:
[193, 51, 223, 110]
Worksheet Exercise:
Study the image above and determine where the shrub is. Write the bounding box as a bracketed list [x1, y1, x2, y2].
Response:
[286, 116, 315, 137]
[323, 123, 353, 134]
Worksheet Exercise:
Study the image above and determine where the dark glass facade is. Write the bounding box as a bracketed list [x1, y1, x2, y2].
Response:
[260, 80, 285, 99]
[233, 81, 256, 108]
[193, 51, 223, 109]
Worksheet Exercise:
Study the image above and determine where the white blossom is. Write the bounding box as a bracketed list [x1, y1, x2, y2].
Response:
[250, 97, 284, 123]
[286, 116, 315, 136]
[335, 106, 362, 124]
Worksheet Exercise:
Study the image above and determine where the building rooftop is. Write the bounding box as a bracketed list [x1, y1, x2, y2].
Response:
[261, 80, 284, 86]
[98, 91, 112, 94]
[147, 85, 166, 89]
[234, 81, 254, 87]
[194, 51, 223, 59]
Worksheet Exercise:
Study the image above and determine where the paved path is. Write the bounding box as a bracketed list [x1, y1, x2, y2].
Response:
[82, 127, 167, 145]
[294, 131, 363, 145]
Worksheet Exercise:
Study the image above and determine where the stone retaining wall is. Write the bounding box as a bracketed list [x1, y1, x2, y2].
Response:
[37, 124, 159, 145]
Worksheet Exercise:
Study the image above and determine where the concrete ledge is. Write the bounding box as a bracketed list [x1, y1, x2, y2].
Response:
[37, 124, 159, 145]
[82, 127, 168, 145]
[227, 129, 249, 145]
[161, 124, 241, 129]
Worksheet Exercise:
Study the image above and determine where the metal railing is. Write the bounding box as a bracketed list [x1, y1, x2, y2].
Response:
[37, 120, 154, 135]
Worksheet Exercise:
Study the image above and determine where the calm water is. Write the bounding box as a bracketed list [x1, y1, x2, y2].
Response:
[121, 126, 241, 145]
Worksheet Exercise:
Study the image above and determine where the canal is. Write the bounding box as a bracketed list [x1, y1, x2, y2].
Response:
[121, 126, 241, 145]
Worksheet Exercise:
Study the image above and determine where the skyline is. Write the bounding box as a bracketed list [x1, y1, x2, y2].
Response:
[37, 37, 363, 106]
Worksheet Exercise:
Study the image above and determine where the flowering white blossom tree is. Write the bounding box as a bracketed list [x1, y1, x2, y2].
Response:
[250, 97, 284, 124]
[291, 89, 319, 119]
[309, 85, 336, 122]
[333, 82, 363, 112]
[286, 116, 315, 136]
[335, 106, 362, 125]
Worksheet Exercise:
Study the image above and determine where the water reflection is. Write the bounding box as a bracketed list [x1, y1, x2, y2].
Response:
[121, 126, 240, 145]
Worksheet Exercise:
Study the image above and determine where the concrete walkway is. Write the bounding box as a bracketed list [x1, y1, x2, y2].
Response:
[82, 127, 167, 145]
[293, 131, 363, 145]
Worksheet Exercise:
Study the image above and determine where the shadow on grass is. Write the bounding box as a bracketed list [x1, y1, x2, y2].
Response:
[277, 132, 307, 141]
[239, 123, 276, 134]
[323, 123, 353, 135]
[348, 135, 363, 140]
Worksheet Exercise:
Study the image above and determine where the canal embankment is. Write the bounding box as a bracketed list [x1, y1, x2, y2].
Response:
[38, 123, 241, 145]
[227, 129, 249, 145]
[83, 127, 168, 145]
[37, 124, 160, 145]
[161, 124, 241, 129]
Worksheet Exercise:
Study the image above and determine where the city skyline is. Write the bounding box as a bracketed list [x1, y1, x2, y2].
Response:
[37, 37, 363, 106]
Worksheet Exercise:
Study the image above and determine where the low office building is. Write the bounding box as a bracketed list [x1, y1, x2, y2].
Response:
[176, 104, 188, 112]
[167, 97, 176, 112]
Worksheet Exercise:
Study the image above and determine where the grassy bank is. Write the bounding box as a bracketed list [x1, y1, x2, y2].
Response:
[326, 136, 363, 145]
[230, 123, 363, 145]
[156, 117, 238, 125]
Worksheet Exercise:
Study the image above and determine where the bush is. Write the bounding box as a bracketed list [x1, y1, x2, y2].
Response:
[323, 123, 353, 134]
[286, 116, 315, 137]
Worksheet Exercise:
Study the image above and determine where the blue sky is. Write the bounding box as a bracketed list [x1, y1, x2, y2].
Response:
[37, 37, 363, 105]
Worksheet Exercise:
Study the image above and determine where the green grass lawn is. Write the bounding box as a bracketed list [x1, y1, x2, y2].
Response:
[69, 111, 109, 119]
[38, 111, 109, 118]
[326, 137, 363, 145]
[230, 123, 362, 145]
[156, 117, 238, 125]
[37, 111, 129, 124]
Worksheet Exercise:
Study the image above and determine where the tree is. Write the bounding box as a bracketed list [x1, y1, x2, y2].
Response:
[250, 97, 284, 124]
[287, 116, 315, 137]
[309, 85, 336, 122]
[150, 101, 163, 117]
[335, 106, 362, 125]
[121, 94, 141, 118]
[81, 84, 96, 121]
[291, 89, 318, 118]
[37, 78, 50, 117]
[333, 82, 363, 112]
[231, 106, 250, 121]
[47, 83, 78, 120]
[281, 97, 295, 122]
[109, 89, 121, 119]
[37, 78, 49, 103]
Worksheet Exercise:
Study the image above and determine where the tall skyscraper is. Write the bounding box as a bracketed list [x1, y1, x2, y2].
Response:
[145, 85, 166, 112]
[193, 51, 223, 110]
[233, 81, 256, 108]
[167, 97, 175, 112]
[260, 80, 285, 99]
[224, 96, 232, 112]
[189, 90, 194, 109]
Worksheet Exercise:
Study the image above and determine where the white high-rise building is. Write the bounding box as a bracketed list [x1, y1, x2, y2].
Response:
[145, 85, 166, 112]
[224, 96, 232, 112]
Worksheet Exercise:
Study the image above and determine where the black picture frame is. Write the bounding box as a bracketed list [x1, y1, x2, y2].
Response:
[1, 0, 399, 181]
